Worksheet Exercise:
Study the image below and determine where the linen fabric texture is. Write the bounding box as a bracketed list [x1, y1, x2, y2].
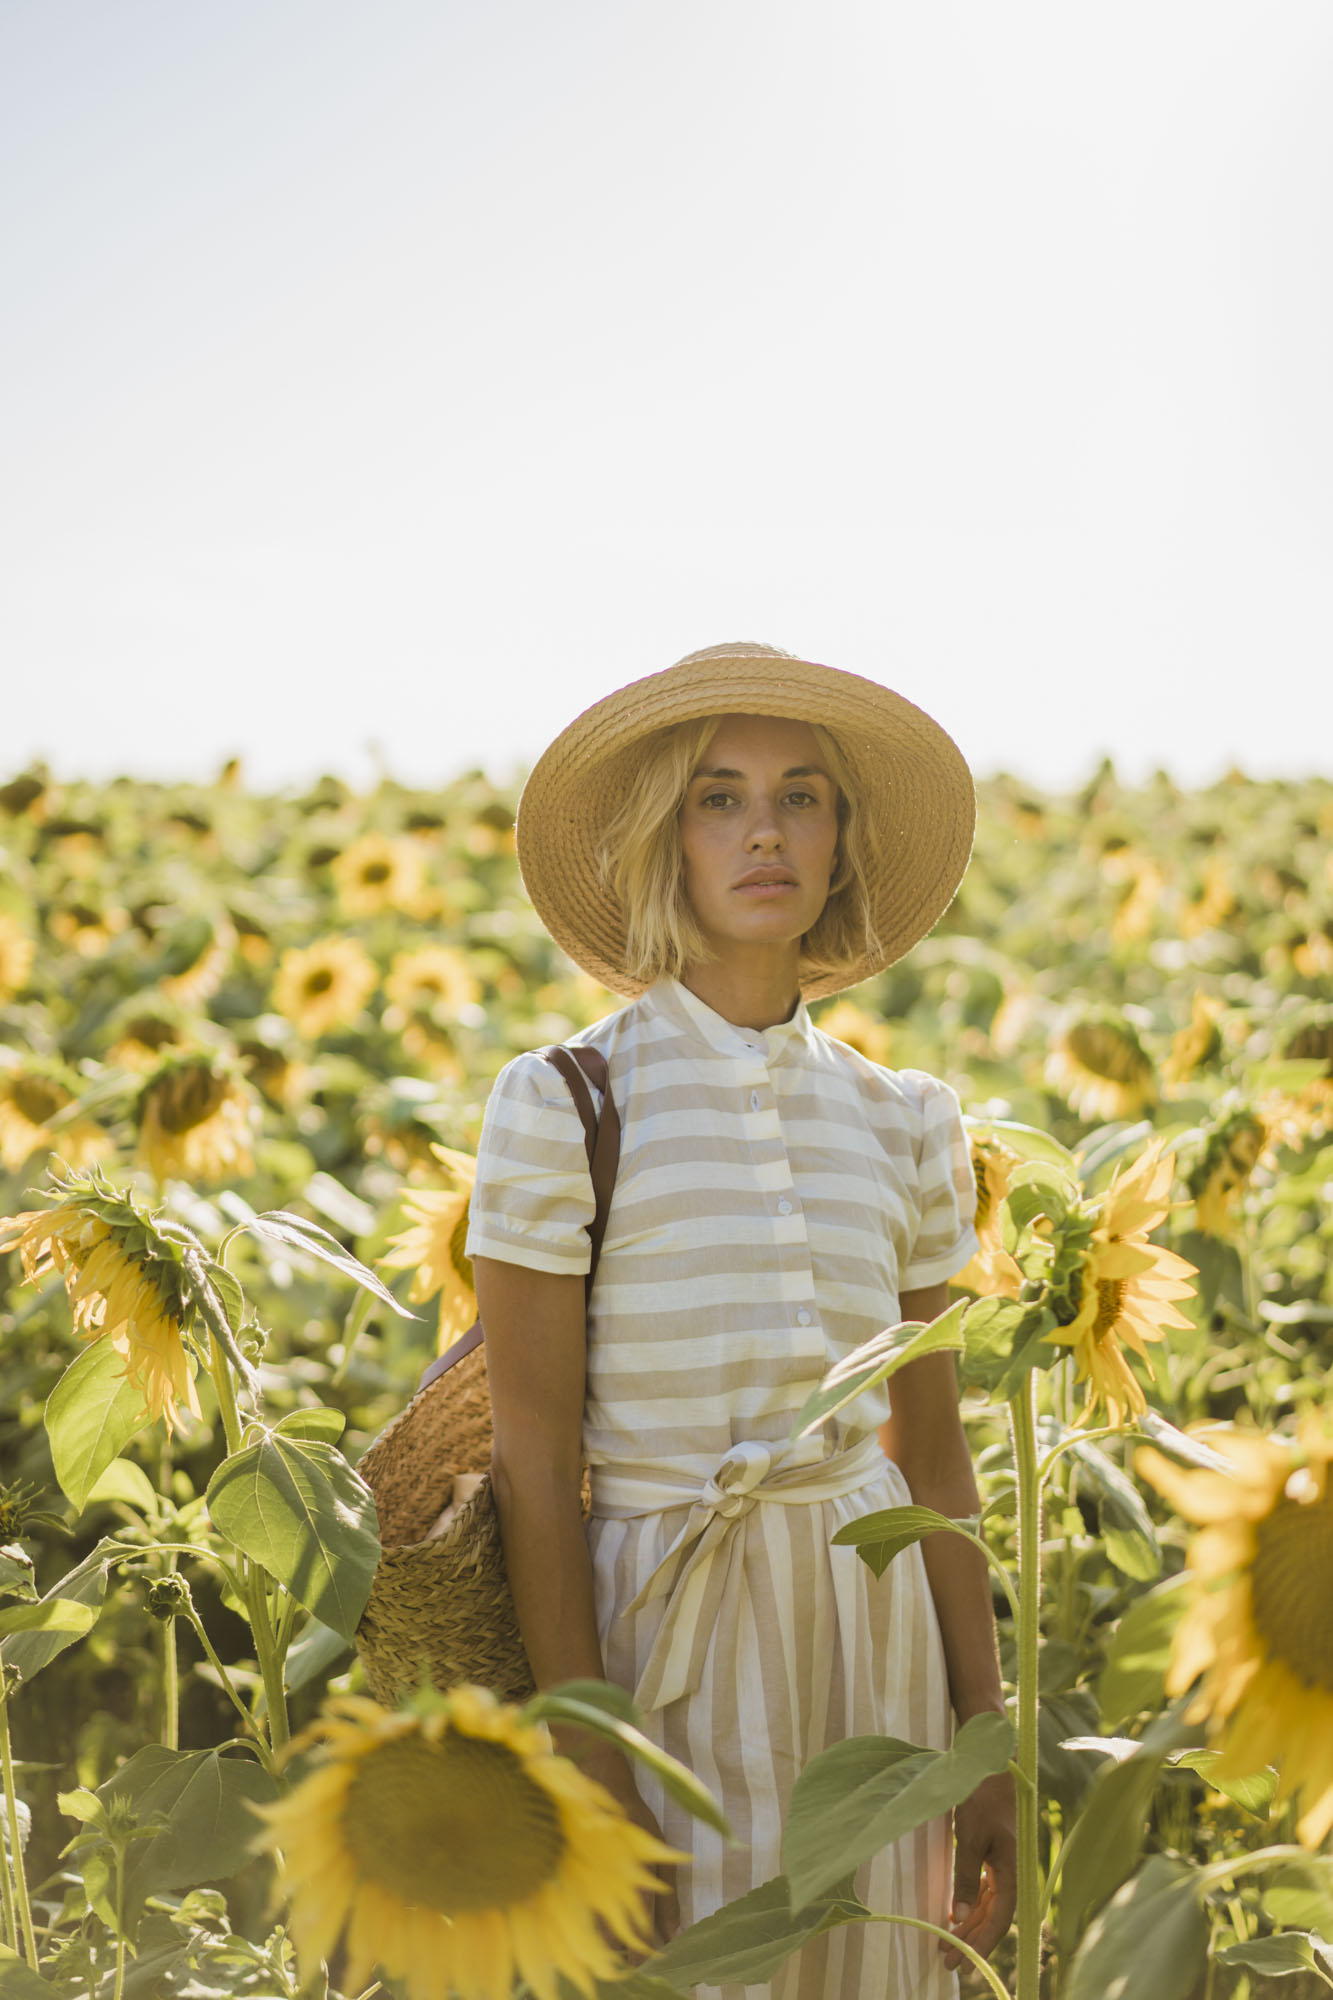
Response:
[465, 977, 979, 2000]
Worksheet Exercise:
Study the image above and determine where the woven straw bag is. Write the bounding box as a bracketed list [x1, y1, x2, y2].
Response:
[354, 1046, 620, 1706]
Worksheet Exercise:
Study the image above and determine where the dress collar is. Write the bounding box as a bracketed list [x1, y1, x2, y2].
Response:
[649, 977, 815, 1064]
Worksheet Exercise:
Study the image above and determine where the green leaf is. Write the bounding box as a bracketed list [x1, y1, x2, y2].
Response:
[57, 1786, 108, 1827]
[238, 1210, 419, 1318]
[0, 1538, 116, 1684]
[958, 1296, 1029, 1393]
[283, 1615, 352, 1694]
[0, 1545, 35, 1603]
[965, 1118, 1079, 1172]
[44, 1338, 150, 1511]
[1215, 1932, 1327, 1976]
[651, 1874, 867, 1991]
[200, 1255, 246, 1335]
[1262, 1858, 1333, 1935]
[0, 1599, 95, 1640]
[1168, 1748, 1276, 1817]
[1066, 1855, 1208, 2000]
[526, 1691, 728, 1836]
[1042, 1424, 1161, 1580]
[84, 1459, 159, 1515]
[534, 1678, 643, 1728]
[783, 1711, 1015, 1907]
[205, 1435, 379, 1642]
[99, 1746, 277, 1910]
[1097, 1574, 1189, 1730]
[0, 1943, 58, 1998]
[1135, 1411, 1234, 1474]
[791, 1303, 966, 1439]
[831, 1505, 980, 1580]
[271, 1406, 346, 1443]
[1056, 1709, 1192, 1955]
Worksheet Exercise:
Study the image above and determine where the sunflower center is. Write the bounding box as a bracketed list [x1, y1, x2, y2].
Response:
[1068, 1022, 1149, 1084]
[1250, 1487, 1333, 1691]
[304, 968, 335, 997]
[155, 1066, 230, 1134]
[361, 862, 392, 884]
[13, 1077, 66, 1124]
[342, 1731, 564, 1913]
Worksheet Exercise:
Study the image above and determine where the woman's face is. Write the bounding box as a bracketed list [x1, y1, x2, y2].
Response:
[677, 714, 840, 958]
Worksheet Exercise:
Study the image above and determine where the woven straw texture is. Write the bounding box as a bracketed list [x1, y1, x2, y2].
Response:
[517, 640, 976, 1001]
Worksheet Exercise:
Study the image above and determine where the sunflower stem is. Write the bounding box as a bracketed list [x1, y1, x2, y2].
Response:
[839, 1911, 1012, 1998]
[1008, 1372, 1043, 2000]
[205, 1334, 289, 1751]
[0, 1683, 39, 1969]
[0, 1770, 18, 1953]
[183, 1609, 273, 1768]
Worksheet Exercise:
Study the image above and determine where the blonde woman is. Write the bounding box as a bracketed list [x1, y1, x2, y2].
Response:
[466, 642, 1016, 1999]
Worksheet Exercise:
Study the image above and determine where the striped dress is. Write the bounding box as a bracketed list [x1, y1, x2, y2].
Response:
[466, 976, 978, 2000]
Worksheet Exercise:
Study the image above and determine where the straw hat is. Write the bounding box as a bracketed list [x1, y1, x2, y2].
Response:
[517, 640, 975, 1001]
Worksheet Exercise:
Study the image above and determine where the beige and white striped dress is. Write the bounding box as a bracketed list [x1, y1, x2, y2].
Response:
[466, 977, 978, 2000]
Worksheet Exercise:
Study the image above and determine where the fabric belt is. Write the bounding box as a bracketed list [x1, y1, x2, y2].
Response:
[589, 1434, 886, 1712]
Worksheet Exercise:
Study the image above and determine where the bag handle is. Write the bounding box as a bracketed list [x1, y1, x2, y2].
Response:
[414, 1044, 619, 1393]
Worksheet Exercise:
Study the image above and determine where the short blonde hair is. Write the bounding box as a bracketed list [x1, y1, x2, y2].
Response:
[596, 715, 882, 985]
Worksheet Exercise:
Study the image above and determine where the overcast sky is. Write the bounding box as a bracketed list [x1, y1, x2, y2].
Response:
[4, 1, 1331, 794]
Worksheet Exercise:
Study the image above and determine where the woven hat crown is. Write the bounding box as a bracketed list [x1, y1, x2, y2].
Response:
[517, 641, 975, 1000]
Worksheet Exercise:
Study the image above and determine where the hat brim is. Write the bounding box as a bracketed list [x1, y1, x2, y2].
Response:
[516, 642, 976, 1001]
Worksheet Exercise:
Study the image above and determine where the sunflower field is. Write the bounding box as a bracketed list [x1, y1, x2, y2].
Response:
[1, 753, 1331, 2000]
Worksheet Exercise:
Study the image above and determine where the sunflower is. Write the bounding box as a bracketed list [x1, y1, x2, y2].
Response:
[1179, 858, 1237, 938]
[1162, 991, 1225, 1092]
[253, 1686, 680, 2000]
[271, 936, 378, 1039]
[1187, 1109, 1267, 1238]
[384, 944, 481, 1024]
[160, 914, 237, 1007]
[47, 901, 129, 957]
[1110, 859, 1164, 945]
[0, 911, 35, 1000]
[331, 833, 430, 918]
[0, 1190, 199, 1433]
[1045, 1142, 1198, 1425]
[1137, 1415, 1333, 1848]
[813, 999, 893, 1067]
[135, 1056, 261, 1185]
[1045, 1012, 1157, 1124]
[953, 1135, 1025, 1299]
[378, 1144, 479, 1345]
[0, 1058, 113, 1173]
[107, 1008, 189, 1073]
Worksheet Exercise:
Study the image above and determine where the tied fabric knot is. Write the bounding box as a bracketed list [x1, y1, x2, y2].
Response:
[594, 1433, 885, 1712]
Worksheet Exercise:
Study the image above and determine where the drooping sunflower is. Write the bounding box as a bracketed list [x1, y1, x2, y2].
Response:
[135, 1055, 262, 1185]
[1187, 1108, 1267, 1239]
[271, 936, 378, 1039]
[0, 1183, 200, 1433]
[1045, 1012, 1157, 1125]
[159, 914, 237, 1007]
[1137, 1415, 1333, 1848]
[331, 832, 430, 918]
[1179, 857, 1237, 939]
[46, 900, 129, 958]
[378, 1144, 478, 1346]
[1045, 1142, 1198, 1425]
[106, 1006, 190, 1073]
[952, 1135, 1024, 1300]
[0, 911, 36, 1001]
[1162, 991, 1225, 1092]
[0, 1057, 113, 1173]
[812, 999, 893, 1067]
[252, 1686, 680, 2000]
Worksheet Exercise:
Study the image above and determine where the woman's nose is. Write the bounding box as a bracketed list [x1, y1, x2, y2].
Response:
[745, 800, 784, 849]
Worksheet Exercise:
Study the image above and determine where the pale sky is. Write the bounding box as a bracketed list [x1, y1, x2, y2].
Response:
[4, 1, 1331, 793]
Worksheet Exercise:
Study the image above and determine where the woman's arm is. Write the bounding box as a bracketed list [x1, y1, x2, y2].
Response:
[881, 1280, 1018, 1973]
[473, 1254, 680, 1939]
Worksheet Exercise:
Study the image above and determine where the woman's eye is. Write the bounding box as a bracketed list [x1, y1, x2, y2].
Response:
[785, 790, 817, 808]
[699, 791, 736, 810]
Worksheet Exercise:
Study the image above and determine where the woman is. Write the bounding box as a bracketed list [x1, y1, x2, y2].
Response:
[466, 641, 1016, 1999]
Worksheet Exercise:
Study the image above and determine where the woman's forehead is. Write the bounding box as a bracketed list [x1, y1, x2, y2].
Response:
[694, 713, 826, 767]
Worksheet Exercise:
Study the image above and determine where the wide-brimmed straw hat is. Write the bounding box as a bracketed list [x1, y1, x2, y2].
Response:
[517, 640, 975, 1001]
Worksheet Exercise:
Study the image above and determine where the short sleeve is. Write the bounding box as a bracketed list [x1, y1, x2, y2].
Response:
[900, 1070, 979, 1289]
[464, 1051, 595, 1276]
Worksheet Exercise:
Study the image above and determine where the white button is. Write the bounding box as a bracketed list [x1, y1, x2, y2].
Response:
[749, 1090, 760, 1111]
[796, 1309, 812, 1326]
[777, 1198, 793, 1215]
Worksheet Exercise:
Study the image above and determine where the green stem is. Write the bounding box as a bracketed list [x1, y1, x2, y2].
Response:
[111, 1846, 127, 2000]
[840, 1911, 1011, 1999]
[1008, 1372, 1042, 2000]
[162, 1554, 180, 1752]
[206, 1338, 289, 1752]
[0, 1690, 39, 1968]
[183, 1611, 273, 1769]
[0, 1772, 17, 1952]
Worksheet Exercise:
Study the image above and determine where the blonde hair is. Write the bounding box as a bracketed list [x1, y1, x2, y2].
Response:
[596, 715, 882, 985]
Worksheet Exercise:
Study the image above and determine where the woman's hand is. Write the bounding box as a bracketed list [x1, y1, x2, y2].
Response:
[943, 1769, 1018, 1971]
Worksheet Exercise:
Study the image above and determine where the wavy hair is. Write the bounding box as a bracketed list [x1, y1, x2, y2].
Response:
[596, 715, 881, 985]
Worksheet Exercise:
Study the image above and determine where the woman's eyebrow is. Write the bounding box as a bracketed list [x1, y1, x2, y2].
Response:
[692, 763, 831, 782]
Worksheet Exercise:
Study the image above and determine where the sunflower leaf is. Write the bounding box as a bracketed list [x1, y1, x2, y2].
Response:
[97, 1745, 277, 1934]
[0, 1538, 118, 1684]
[1065, 1854, 1208, 2000]
[205, 1435, 379, 1642]
[45, 1337, 150, 1511]
[0, 1545, 36, 1603]
[830, 1504, 981, 1579]
[650, 1874, 868, 1990]
[237, 1210, 419, 1318]
[0, 1941, 58, 1997]
[525, 1693, 729, 1836]
[790, 1303, 966, 1439]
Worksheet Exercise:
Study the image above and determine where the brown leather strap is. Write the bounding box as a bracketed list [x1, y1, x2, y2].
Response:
[414, 1044, 618, 1394]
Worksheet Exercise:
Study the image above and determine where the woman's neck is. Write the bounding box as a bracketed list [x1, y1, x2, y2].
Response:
[678, 946, 802, 1031]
